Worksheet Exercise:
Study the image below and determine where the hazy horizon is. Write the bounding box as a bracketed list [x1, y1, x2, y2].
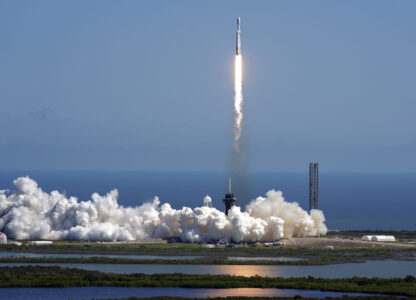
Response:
[2, 169, 416, 174]
[1, 170, 414, 229]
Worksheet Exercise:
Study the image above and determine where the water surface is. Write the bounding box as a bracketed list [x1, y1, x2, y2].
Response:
[226, 256, 302, 261]
[0, 287, 383, 300]
[2, 259, 415, 278]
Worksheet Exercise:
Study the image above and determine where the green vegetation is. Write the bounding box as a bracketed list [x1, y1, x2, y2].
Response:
[0, 241, 414, 256]
[1, 266, 416, 297]
[0, 257, 312, 265]
[0, 241, 229, 256]
[0, 241, 414, 265]
[0, 247, 414, 266]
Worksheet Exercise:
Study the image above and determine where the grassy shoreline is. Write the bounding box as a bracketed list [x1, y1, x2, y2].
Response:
[0, 242, 414, 265]
[0, 266, 415, 297]
[0, 254, 414, 265]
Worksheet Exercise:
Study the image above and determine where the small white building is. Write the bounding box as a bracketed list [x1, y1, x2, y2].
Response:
[0, 233, 7, 244]
[29, 241, 53, 246]
[8, 241, 22, 246]
[361, 235, 374, 241]
[362, 235, 395, 242]
[371, 235, 395, 242]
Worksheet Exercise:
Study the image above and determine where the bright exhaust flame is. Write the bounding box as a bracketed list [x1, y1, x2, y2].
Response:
[234, 54, 243, 151]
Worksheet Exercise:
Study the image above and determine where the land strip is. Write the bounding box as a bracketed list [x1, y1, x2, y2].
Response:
[0, 240, 414, 265]
[0, 250, 414, 266]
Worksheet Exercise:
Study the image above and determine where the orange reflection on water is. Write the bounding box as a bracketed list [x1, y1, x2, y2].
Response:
[197, 288, 291, 298]
[214, 265, 284, 277]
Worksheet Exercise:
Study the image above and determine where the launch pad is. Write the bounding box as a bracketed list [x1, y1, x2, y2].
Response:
[223, 178, 236, 215]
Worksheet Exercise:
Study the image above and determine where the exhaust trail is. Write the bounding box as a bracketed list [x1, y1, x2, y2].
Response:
[234, 55, 243, 151]
[229, 17, 251, 205]
[233, 17, 243, 152]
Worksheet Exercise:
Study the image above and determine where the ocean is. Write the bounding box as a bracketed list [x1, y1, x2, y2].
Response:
[0, 170, 414, 230]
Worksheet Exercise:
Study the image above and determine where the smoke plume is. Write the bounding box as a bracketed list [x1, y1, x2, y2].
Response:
[0, 177, 327, 242]
[229, 52, 253, 205]
[233, 54, 243, 151]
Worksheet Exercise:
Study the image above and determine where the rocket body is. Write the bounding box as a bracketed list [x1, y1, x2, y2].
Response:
[236, 17, 241, 55]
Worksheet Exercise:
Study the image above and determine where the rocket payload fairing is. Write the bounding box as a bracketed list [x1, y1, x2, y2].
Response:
[236, 17, 241, 55]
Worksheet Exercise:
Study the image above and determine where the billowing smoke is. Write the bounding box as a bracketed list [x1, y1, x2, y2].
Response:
[0, 177, 327, 242]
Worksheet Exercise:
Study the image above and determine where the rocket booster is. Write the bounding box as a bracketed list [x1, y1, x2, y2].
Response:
[236, 17, 241, 55]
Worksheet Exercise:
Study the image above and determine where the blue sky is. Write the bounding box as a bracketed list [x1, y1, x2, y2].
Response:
[0, 1, 415, 172]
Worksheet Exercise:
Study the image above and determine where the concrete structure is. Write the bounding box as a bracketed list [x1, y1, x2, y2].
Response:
[223, 178, 236, 215]
[0, 233, 7, 244]
[362, 235, 396, 242]
[29, 241, 53, 246]
[309, 163, 319, 211]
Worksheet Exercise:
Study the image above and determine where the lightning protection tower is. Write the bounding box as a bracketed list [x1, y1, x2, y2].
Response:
[309, 163, 319, 211]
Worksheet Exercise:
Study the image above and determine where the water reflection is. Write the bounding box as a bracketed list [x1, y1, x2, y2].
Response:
[227, 256, 302, 261]
[211, 265, 285, 277]
[1, 259, 416, 278]
[0, 287, 383, 300]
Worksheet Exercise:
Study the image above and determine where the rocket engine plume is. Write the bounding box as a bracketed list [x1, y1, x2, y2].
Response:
[233, 17, 243, 152]
[0, 177, 327, 242]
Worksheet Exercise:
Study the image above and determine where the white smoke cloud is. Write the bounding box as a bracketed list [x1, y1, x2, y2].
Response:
[0, 177, 327, 242]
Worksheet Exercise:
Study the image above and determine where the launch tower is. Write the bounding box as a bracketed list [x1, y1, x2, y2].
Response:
[309, 163, 319, 211]
[223, 178, 236, 215]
